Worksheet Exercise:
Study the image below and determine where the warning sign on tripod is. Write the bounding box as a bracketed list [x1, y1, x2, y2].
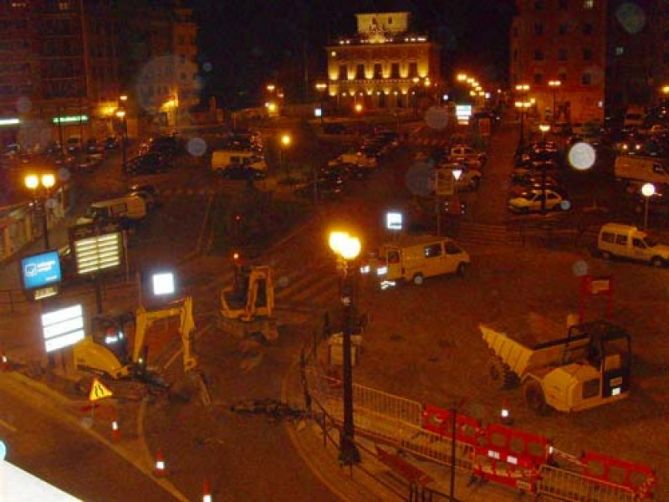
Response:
[89, 378, 113, 401]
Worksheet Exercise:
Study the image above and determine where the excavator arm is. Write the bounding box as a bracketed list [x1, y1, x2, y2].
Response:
[133, 296, 198, 373]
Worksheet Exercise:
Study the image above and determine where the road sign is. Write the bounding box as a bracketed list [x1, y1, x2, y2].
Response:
[435, 169, 455, 196]
[89, 378, 113, 401]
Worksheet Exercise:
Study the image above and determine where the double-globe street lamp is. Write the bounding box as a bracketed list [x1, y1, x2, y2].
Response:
[24, 173, 56, 250]
[328, 230, 362, 466]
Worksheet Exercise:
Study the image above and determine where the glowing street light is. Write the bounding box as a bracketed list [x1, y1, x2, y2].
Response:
[266, 83, 276, 92]
[515, 83, 530, 92]
[280, 133, 292, 147]
[24, 172, 56, 249]
[456, 73, 468, 82]
[328, 229, 362, 466]
[642, 183, 655, 230]
[539, 123, 551, 141]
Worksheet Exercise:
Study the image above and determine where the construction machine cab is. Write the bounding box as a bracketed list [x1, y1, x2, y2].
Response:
[73, 296, 198, 379]
[222, 265, 274, 321]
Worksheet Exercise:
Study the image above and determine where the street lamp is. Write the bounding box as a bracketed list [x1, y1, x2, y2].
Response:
[116, 109, 127, 173]
[24, 173, 56, 250]
[548, 80, 561, 123]
[539, 123, 551, 142]
[641, 183, 655, 230]
[279, 133, 291, 172]
[514, 100, 532, 148]
[515, 83, 530, 93]
[266, 83, 276, 93]
[354, 103, 363, 136]
[315, 82, 327, 125]
[328, 230, 362, 466]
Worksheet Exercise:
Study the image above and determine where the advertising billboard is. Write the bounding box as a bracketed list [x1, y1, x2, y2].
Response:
[20, 250, 62, 291]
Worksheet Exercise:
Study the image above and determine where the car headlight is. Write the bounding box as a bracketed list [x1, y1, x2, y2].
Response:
[376, 266, 388, 276]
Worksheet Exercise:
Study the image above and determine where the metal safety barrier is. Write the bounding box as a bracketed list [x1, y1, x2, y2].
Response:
[538, 464, 638, 502]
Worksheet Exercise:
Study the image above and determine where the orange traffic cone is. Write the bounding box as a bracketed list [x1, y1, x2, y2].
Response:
[202, 478, 212, 502]
[500, 399, 513, 425]
[154, 449, 167, 477]
[1, 346, 8, 371]
[111, 417, 121, 443]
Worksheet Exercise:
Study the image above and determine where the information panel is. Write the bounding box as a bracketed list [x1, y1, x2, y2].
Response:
[20, 250, 62, 290]
[41, 304, 85, 353]
[74, 232, 122, 275]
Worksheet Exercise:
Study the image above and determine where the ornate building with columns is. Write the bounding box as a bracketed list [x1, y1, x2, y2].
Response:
[325, 12, 441, 110]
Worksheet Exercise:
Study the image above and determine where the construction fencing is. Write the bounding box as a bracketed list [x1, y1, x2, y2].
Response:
[303, 362, 657, 501]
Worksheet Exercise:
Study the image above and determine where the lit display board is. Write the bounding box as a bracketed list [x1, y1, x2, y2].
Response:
[20, 250, 62, 290]
[41, 304, 85, 353]
[74, 232, 122, 275]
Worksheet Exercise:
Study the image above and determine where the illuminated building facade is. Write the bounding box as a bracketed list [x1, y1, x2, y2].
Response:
[510, 0, 607, 123]
[325, 12, 441, 109]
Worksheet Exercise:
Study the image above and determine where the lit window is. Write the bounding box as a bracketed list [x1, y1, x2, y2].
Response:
[58, 1, 70, 10]
[11, 1, 27, 6]
[583, 0, 594, 8]
[615, 46, 624, 56]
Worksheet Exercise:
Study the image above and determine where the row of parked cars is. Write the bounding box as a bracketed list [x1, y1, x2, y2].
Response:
[124, 135, 181, 176]
[506, 140, 571, 214]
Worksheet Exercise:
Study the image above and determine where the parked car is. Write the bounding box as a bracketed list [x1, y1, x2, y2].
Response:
[508, 189, 570, 213]
[294, 172, 345, 200]
[105, 136, 120, 150]
[127, 183, 160, 209]
[219, 165, 266, 181]
[124, 152, 170, 176]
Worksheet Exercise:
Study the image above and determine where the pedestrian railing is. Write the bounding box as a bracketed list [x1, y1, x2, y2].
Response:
[538, 464, 638, 502]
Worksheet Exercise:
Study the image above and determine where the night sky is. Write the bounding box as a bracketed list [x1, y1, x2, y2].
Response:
[189, 0, 516, 108]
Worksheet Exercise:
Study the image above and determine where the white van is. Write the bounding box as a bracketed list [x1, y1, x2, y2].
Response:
[77, 195, 147, 227]
[211, 149, 267, 173]
[362, 235, 470, 286]
[623, 106, 645, 129]
[597, 223, 669, 267]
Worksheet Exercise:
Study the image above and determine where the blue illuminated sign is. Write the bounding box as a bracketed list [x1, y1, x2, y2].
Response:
[20, 251, 62, 290]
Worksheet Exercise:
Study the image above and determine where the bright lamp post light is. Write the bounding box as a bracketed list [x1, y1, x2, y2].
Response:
[25, 173, 56, 250]
[315, 82, 327, 125]
[539, 123, 551, 141]
[328, 230, 362, 466]
[642, 183, 655, 230]
[279, 133, 292, 169]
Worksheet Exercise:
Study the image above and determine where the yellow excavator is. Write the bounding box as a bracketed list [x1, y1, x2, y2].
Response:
[73, 296, 198, 379]
[220, 264, 278, 341]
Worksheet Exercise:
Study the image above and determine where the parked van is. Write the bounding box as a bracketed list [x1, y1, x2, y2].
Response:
[364, 235, 470, 286]
[597, 223, 669, 266]
[77, 195, 147, 227]
[211, 149, 267, 173]
[614, 155, 669, 185]
[623, 106, 645, 129]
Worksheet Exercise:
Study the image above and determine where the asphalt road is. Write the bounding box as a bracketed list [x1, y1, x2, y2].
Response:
[0, 377, 175, 502]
